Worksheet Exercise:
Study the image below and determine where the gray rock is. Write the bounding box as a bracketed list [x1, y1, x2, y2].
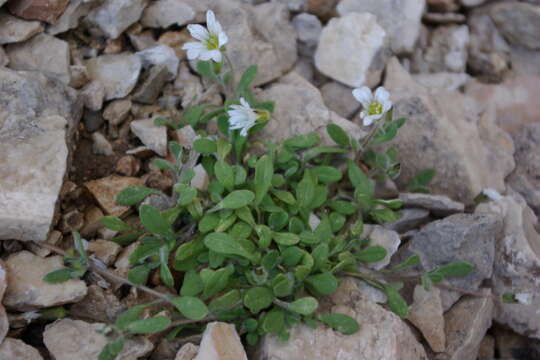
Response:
[0, 260, 6, 344]
[405, 213, 502, 310]
[175, 343, 199, 360]
[337, 0, 425, 54]
[85, 0, 148, 39]
[272, 0, 306, 12]
[69, 285, 123, 323]
[385, 208, 430, 233]
[86, 54, 142, 100]
[320, 81, 360, 119]
[136, 44, 179, 80]
[315, 12, 387, 88]
[103, 98, 132, 126]
[399, 193, 464, 216]
[362, 225, 401, 270]
[256, 278, 428, 360]
[0, 68, 81, 242]
[476, 194, 540, 339]
[0, 338, 43, 360]
[0, 46, 8, 67]
[44, 319, 154, 360]
[141, 0, 196, 28]
[507, 124, 540, 215]
[132, 65, 169, 104]
[91, 132, 113, 156]
[83, 110, 104, 132]
[258, 72, 367, 144]
[413, 72, 470, 91]
[490, 2, 540, 50]
[408, 286, 445, 352]
[292, 12, 322, 56]
[130, 118, 168, 156]
[0, 10, 43, 44]
[195, 322, 247, 360]
[4, 251, 87, 310]
[47, 0, 102, 35]
[384, 58, 514, 204]
[175, 62, 204, 108]
[6, 33, 70, 84]
[444, 294, 493, 360]
[460, 0, 486, 6]
[80, 80, 105, 111]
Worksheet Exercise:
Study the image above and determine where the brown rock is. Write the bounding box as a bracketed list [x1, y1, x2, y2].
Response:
[85, 176, 143, 217]
[158, 30, 190, 60]
[116, 155, 141, 176]
[80, 205, 104, 237]
[408, 286, 446, 352]
[59, 209, 84, 233]
[0, 338, 44, 360]
[7, 0, 69, 23]
[145, 171, 173, 192]
[176, 343, 199, 360]
[103, 98, 132, 126]
[477, 335, 495, 360]
[195, 322, 247, 360]
[307, 0, 338, 19]
[88, 239, 121, 265]
[69, 285, 123, 323]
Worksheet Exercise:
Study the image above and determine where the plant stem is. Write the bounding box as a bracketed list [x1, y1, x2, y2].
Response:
[223, 52, 236, 99]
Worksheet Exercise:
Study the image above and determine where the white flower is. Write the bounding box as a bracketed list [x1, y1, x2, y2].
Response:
[482, 188, 503, 201]
[227, 98, 258, 136]
[352, 86, 392, 126]
[182, 10, 228, 63]
[22, 311, 41, 323]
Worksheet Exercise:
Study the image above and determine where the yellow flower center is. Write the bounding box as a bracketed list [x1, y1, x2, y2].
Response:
[367, 102, 383, 116]
[255, 109, 270, 122]
[205, 33, 220, 50]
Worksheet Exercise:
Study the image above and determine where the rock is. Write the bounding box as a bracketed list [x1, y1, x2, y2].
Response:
[320, 81, 360, 119]
[461, 0, 486, 6]
[191, 164, 209, 191]
[59, 209, 84, 233]
[44, 319, 154, 360]
[413, 72, 470, 91]
[0, 260, 6, 343]
[404, 213, 502, 310]
[114, 241, 139, 278]
[258, 72, 366, 144]
[6, 0, 69, 23]
[0, 68, 81, 242]
[175, 62, 204, 108]
[412, 25, 469, 73]
[86, 54, 142, 100]
[306, 0, 338, 19]
[69, 64, 89, 88]
[408, 286, 445, 352]
[103, 98, 132, 125]
[315, 12, 387, 88]
[158, 30, 191, 60]
[384, 58, 514, 204]
[0, 46, 8, 66]
[47, 0, 101, 35]
[132, 65, 169, 104]
[6, 33, 70, 84]
[427, 0, 459, 12]
[83, 110, 104, 132]
[80, 205, 105, 237]
[116, 155, 141, 176]
[477, 335, 495, 360]
[0, 338, 44, 360]
[362, 225, 400, 270]
[0, 10, 43, 44]
[399, 193, 464, 216]
[476, 194, 540, 338]
[4, 251, 87, 310]
[85, 0, 148, 39]
[444, 294, 493, 360]
[141, 0, 195, 28]
[69, 285, 123, 323]
[194, 322, 247, 360]
[337, 0, 425, 54]
[175, 343, 199, 360]
[385, 208, 430, 233]
[175, 126, 197, 150]
[507, 124, 540, 215]
[136, 44, 179, 81]
[88, 239, 121, 265]
[214, 1, 297, 86]
[466, 76, 540, 136]
[292, 56, 314, 82]
[423, 12, 466, 24]
[490, 2, 540, 50]
[130, 118, 168, 156]
[256, 278, 427, 360]
[85, 175, 144, 216]
[292, 12, 322, 56]
[81, 80, 105, 111]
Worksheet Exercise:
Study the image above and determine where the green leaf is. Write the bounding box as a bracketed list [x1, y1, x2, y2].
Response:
[370, 208, 400, 224]
[303, 146, 347, 162]
[306, 272, 338, 296]
[214, 190, 255, 210]
[139, 205, 171, 236]
[127, 316, 171, 334]
[98, 339, 125, 360]
[171, 296, 209, 320]
[356, 246, 387, 263]
[244, 287, 274, 314]
[501, 292, 518, 304]
[215, 160, 235, 191]
[201, 267, 233, 299]
[437, 261, 475, 277]
[115, 304, 147, 330]
[116, 186, 159, 206]
[175, 238, 205, 262]
[176, 186, 198, 206]
[273, 232, 300, 246]
[284, 133, 320, 150]
[43, 268, 73, 283]
[101, 216, 131, 231]
[111, 232, 142, 246]
[389, 254, 420, 272]
[193, 138, 217, 155]
[296, 170, 315, 210]
[272, 273, 294, 297]
[159, 247, 174, 288]
[272, 190, 296, 205]
[328, 201, 357, 215]
[209, 289, 241, 312]
[407, 168, 436, 193]
[180, 270, 203, 296]
[196, 60, 218, 80]
[204, 232, 255, 261]
[261, 309, 285, 335]
[152, 158, 175, 171]
[184, 105, 207, 127]
[318, 313, 359, 335]
[128, 264, 153, 285]
[255, 155, 274, 206]
[384, 285, 409, 318]
[348, 161, 374, 195]
[284, 297, 318, 316]
[269, 212, 289, 231]
[312, 166, 342, 183]
[237, 65, 258, 95]
[326, 123, 351, 147]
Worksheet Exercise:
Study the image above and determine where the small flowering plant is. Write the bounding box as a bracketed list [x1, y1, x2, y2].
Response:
[42, 10, 496, 360]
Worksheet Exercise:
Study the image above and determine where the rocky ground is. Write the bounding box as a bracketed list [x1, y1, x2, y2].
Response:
[0, 0, 539, 359]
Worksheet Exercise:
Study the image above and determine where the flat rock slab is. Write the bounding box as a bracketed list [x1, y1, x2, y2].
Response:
[3, 251, 87, 311]
[85, 175, 144, 217]
[86, 54, 142, 100]
[194, 322, 247, 360]
[0, 9, 43, 44]
[0, 338, 43, 360]
[0, 67, 81, 242]
[399, 192, 464, 216]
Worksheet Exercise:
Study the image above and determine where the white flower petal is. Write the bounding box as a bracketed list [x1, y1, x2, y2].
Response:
[482, 188, 503, 201]
[381, 99, 392, 113]
[352, 87, 373, 108]
[187, 24, 209, 41]
[374, 87, 390, 103]
[218, 32, 228, 47]
[206, 10, 220, 35]
[240, 97, 251, 108]
[208, 49, 222, 62]
[363, 113, 382, 126]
